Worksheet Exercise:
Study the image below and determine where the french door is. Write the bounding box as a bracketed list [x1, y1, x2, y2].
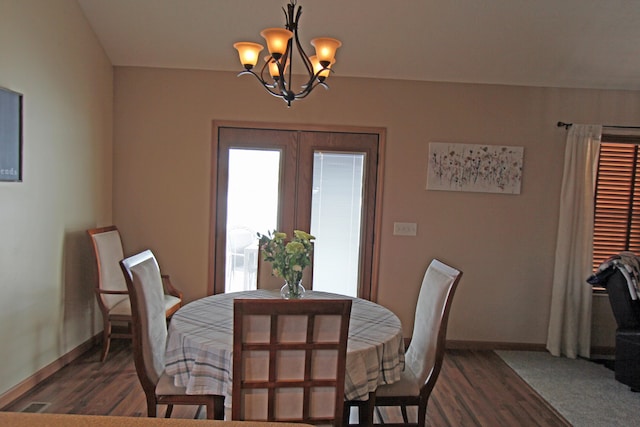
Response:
[209, 123, 383, 299]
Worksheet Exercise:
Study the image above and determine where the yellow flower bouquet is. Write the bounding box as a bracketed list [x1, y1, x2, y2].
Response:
[258, 229, 315, 298]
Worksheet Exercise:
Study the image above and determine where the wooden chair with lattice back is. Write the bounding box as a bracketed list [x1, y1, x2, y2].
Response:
[87, 225, 182, 361]
[232, 298, 352, 426]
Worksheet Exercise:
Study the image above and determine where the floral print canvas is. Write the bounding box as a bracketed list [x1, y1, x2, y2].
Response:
[427, 142, 523, 194]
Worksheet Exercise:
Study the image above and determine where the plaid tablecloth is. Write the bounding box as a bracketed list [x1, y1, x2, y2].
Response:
[165, 290, 405, 403]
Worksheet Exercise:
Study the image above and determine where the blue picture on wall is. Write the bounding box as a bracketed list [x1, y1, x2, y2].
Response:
[0, 87, 23, 182]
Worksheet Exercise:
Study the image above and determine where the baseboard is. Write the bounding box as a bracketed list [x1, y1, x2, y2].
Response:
[444, 340, 616, 356]
[590, 345, 615, 356]
[402, 337, 548, 351]
[0, 334, 100, 409]
[445, 340, 547, 351]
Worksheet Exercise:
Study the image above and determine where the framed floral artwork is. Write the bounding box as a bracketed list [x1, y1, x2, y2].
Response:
[427, 142, 523, 194]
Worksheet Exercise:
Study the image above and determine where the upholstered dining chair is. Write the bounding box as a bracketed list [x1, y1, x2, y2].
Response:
[345, 259, 462, 427]
[120, 249, 224, 419]
[87, 225, 182, 361]
[232, 298, 352, 426]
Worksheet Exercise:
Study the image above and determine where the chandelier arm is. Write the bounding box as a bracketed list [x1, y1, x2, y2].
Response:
[257, 60, 275, 87]
[294, 81, 329, 100]
[299, 66, 333, 90]
[237, 70, 285, 98]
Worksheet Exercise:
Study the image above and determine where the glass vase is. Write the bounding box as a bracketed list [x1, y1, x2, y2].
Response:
[281, 281, 305, 299]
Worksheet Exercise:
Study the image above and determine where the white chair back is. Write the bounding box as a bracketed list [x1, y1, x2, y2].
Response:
[405, 259, 462, 386]
[120, 250, 167, 386]
[92, 229, 128, 309]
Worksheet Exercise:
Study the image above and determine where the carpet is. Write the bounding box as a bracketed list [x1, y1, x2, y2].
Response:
[496, 350, 640, 427]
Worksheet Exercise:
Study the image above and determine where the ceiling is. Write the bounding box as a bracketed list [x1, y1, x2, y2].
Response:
[77, 0, 640, 91]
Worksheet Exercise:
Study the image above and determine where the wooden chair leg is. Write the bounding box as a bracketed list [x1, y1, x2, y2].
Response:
[197, 397, 225, 420]
[194, 405, 204, 420]
[146, 395, 157, 417]
[213, 395, 225, 420]
[417, 400, 428, 427]
[358, 393, 375, 427]
[401, 405, 409, 423]
[344, 402, 353, 426]
[100, 318, 111, 362]
[165, 404, 174, 418]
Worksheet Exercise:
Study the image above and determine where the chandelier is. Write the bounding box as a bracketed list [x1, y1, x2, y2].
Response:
[233, 1, 341, 107]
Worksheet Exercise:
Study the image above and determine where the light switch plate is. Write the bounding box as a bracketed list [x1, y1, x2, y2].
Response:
[393, 222, 417, 236]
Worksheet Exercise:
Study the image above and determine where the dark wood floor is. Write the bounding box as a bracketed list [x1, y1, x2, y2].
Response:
[1, 341, 570, 426]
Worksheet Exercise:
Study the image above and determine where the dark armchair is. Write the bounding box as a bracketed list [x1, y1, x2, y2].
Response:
[593, 268, 640, 391]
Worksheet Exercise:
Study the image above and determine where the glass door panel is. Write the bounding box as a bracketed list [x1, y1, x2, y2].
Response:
[310, 152, 365, 297]
[213, 125, 380, 299]
[225, 149, 280, 292]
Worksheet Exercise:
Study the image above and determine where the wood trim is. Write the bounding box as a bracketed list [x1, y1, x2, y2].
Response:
[370, 128, 386, 302]
[445, 340, 547, 351]
[444, 340, 614, 354]
[207, 121, 220, 296]
[0, 334, 100, 409]
[403, 338, 549, 352]
[212, 120, 386, 136]
[591, 345, 616, 356]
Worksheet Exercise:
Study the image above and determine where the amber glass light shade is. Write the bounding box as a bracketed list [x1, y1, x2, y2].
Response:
[309, 55, 334, 80]
[266, 56, 280, 78]
[233, 42, 264, 69]
[265, 56, 289, 78]
[310, 37, 341, 66]
[260, 28, 293, 60]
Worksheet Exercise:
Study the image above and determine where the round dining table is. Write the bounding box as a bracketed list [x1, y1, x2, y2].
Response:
[164, 289, 405, 405]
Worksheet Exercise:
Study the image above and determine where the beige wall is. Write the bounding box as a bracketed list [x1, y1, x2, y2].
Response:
[0, 0, 113, 396]
[113, 67, 640, 346]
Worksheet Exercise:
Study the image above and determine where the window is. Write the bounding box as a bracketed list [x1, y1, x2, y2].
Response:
[592, 136, 640, 271]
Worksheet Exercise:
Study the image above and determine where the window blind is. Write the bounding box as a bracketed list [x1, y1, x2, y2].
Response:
[593, 142, 640, 270]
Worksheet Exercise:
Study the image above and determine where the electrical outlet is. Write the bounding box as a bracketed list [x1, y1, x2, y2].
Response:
[393, 222, 417, 236]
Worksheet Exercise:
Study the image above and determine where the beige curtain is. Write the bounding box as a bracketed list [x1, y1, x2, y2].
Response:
[546, 124, 602, 358]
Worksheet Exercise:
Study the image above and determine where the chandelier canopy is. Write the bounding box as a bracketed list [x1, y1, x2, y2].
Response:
[233, 1, 341, 107]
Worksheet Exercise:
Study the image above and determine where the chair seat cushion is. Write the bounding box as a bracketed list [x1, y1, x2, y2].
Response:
[374, 366, 421, 398]
[109, 297, 132, 316]
[164, 294, 181, 314]
[107, 295, 180, 317]
[156, 371, 187, 396]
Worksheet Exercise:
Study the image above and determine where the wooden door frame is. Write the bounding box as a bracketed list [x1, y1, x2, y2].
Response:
[208, 120, 386, 301]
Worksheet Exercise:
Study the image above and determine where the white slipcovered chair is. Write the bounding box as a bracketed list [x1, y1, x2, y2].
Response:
[120, 249, 224, 419]
[345, 259, 462, 427]
[87, 226, 182, 361]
